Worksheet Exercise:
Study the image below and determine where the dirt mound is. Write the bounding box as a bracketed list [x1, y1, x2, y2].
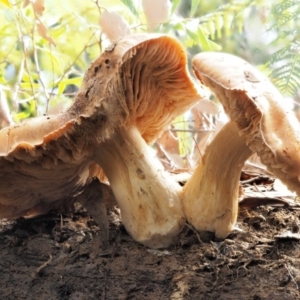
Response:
[1, 203, 300, 300]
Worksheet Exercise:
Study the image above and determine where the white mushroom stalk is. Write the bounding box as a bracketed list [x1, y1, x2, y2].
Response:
[96, 127, 183, 248]
[182, 51, 300, 238]
[182, 121, 252, 238]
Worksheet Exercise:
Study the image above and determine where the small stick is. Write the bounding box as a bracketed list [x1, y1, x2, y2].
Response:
[60, 214, 63, 229]
[31, 254, 53, 277]
[285, 263, 299, 290]
[185, 223, 203, 244]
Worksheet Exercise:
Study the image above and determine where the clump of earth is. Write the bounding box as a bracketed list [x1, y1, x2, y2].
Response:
[1, 182, 300, 299]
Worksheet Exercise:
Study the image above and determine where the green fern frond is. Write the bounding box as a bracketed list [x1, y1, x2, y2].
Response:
[271, 0, 300, 15]
[267, 42, 300, 95]
[266, 0, 300, 34]
[200, 0, 256, 38]
[268, 11, 300, 31]
[263, 0, 300, 95]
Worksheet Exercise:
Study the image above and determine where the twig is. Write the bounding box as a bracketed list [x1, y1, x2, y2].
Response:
[60, 214, 63, 229]
[180, 136, 192, 170]
[45, 32, 98, 111]
[253, 183, 269, 197]
[241, 175, 271, 185]
[14, 8, 37, 114]
[170, 129, 215, 133]
[241, 176, 260, 185]
[285, 263, 299, 290]
[185, 223, 203, 244]
[155, 142, 177, 169]
[31, 254, 53, 277]
[192, 136, 204, 161]
[12, 55, 26, 111]
[32, 29, 51, 109]
[102, 270, 107, 300]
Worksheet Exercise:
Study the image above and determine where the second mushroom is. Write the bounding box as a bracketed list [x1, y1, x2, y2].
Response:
[182, 52, 300, 238]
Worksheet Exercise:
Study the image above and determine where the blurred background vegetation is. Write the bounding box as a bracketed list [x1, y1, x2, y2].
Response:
[0, 0, 299, 168]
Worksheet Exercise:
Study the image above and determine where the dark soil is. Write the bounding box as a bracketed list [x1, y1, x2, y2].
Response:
[1, 202, 300, 299]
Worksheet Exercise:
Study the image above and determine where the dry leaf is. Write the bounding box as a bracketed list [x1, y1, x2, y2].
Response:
[25, 1, 53, 45]
[157, 129, 181, 156]
[99, 10, 131, 42]
[142, 0, 170, 31]
[36, 19, 56, 46]
[189, 107, 219, 166]
[23, 0, 44, 15]
[275, 231, 300, 240]
[273, 179, 297, 196]
[193, 98, 220, 115]
[32, 0, 45, 16]
[239, 197, 294, 208]
[243, 153, 272, 176]
[23, 0, 30, 7]
[156, 128, 185, 169]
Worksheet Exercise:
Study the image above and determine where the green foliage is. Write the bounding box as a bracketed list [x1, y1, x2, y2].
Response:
[190, 0, 200, 17]
[199, 0, 256, 38]
[171, 0, 181, 15]
[267, 42, 300, 96]
[120, 0, 140, 18]
[265, 0, 300, 96]
[186, 0, 300, 97]
[1, 0, 300, 124]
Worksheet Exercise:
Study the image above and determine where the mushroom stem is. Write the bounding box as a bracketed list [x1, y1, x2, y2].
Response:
[94, 126, 185, 249]
[182, 121, 252, 238]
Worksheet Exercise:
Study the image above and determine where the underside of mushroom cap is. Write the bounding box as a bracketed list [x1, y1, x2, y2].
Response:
[0, 157, 90, 218]
[119, 34, 201, 142]
[0, 112, 96, 218]
[192, 52, 300, 194]
[75, 33, 201, 144]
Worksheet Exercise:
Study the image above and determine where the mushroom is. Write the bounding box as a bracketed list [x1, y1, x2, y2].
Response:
[91, 34, 201, 248]
[0, 34, 201, 248]
[182, 52, 300, 238]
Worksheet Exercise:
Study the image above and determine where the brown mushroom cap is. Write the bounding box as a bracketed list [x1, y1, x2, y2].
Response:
[192, 52, 300, 195]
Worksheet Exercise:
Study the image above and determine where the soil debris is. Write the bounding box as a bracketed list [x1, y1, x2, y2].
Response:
[1, 203, 300, 299]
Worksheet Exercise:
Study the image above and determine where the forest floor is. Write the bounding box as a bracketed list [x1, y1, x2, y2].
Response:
[1, 176, 300, 300]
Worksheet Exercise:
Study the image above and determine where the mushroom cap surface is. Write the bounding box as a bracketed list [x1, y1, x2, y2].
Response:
[192, 52, 300, 194]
